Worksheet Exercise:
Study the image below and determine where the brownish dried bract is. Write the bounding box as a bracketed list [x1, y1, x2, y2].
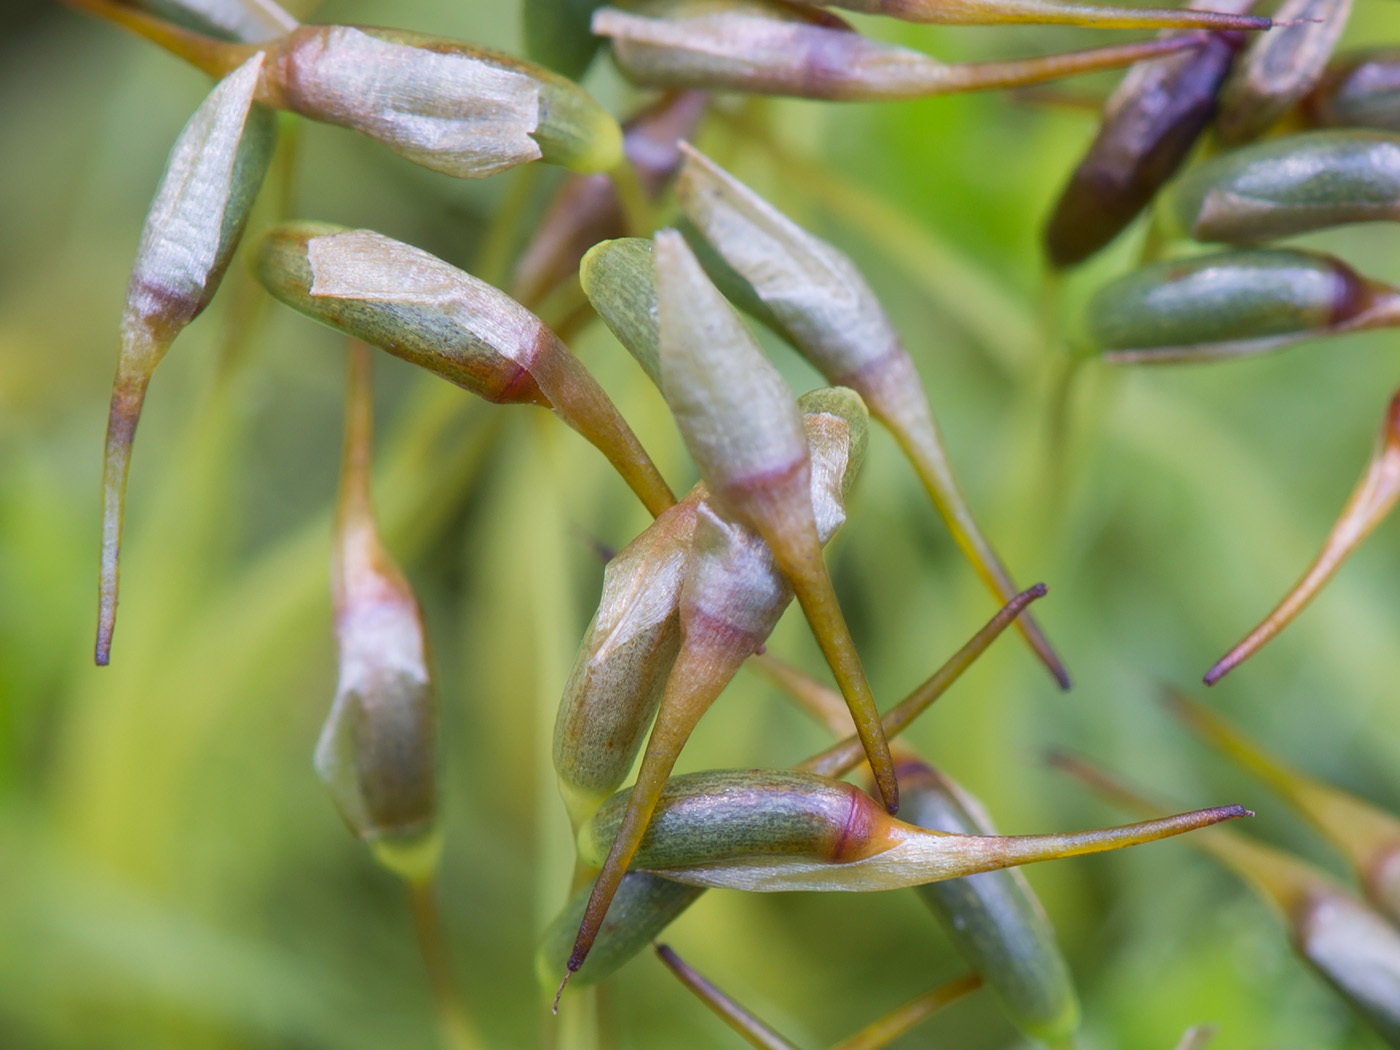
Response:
[1205, 390, 1400, 684]
[512, 91, 708, 308]
[1215, 0, 1353, 145]
[596, 0, 1209, 102]
[97, 52, 276, 665]
[317, 343, 440, 882]
[1043, 21, 1248, 268]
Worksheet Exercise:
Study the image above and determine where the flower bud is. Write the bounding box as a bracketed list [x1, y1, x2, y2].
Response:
[1166, 688, 1400, 922]
[654, 227, 897, 813]
[899, 759, 1080, 1044]
[1052, 752, 1400, 1046]
[97, 52, 276, 665]
[252, 222, 675, 516]
[66, 0, 623, 176]
[1086, 249, 1398, 364]
[316, 343, 440, 882]
[1205, 391, 1400, 683]
[1043, 23, 1248, 269]
[577, 768, 1247, 892]
[1214, 0, 1352, 146]
[783, 0, 1268, 29]
[595, 0, 1208, 102]
[561, 387, 869, 983]
[1164, 130, 1400, 244]
[512, 91, 707, 309]
[552, 494, 700, 831]
[580, 237, 664, 385]
[1302, 49, 1400, 133]
[675, 144, 1067, 687]
[536, 872, 704, 990]
[130, 0, 296, 42]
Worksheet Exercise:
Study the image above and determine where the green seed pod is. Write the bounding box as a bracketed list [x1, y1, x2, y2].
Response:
[252, 222, 675, 517]
[595, 0, 1210, 102]
[1043, 21, 1248, 269]
[675, 144, 1067, 688]
[781, 0, 1269, 29]
[1302, 49, 1400, 133]
[68, 0, 623, 176]
[899, 759, 1080, 1044]
[562, 387, 868, 983]
[552, 493, 700, 832]
[317, 343, 440, 883]
[536, 872, 704, 990]
[1164, 130, 1400, 244]
[1086, 249, 1397, 364]
[97, 53, 276, 666]
[577, 768, 1247, 892]
[1215, 0, 1352, 146]
[654, 226, 897, 813]
[511, 91, 707, 309]
[1053, 753, 1400, 1047]
[130, 0, 296, 42]
[1205, 391, 1400, 683]
[1166, 689, 1400, 923]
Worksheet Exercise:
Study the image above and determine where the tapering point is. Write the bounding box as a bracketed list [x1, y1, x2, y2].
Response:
[1027, 582, 1048, 600]
[95, 614, 114, 666]
[1202, 660, 1231, 687]
[552, 970, 573, 1014]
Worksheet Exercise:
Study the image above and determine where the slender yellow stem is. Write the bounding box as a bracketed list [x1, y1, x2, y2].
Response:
[407, 876, 487, 1050]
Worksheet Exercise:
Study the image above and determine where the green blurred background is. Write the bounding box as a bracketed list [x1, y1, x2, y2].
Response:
[4, 1, 1400, 1047]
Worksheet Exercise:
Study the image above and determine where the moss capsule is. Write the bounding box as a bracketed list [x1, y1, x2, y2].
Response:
[1303, 49, 1400, 133]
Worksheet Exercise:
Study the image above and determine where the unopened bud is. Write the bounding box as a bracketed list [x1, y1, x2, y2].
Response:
[317, 343, 439, 883]
[675, 144, 1067, 686]
[578, 768, 1247, 892]
[130, 0, 296, 42]
[252, 222, 675, 516]
[595, 0, 1208, 102]
[1087, 249, 1398, 364]
[1044, 22, 1248, 269]
[1215, 0, 1352, 145]
[1165, 130, 1400, 244]
[97, 52, 276, 665]
[899, 760, 1079, 1044]
[1302, 49, 1400, 134]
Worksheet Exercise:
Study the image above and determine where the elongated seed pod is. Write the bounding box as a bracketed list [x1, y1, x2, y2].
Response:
[1164, 130, 1400, 244]
[1214, 0, 1352, 145]
[64, 0, 623, 176]
[1052, 753, 1400, 1046]
[1086, 249, 1400, 364]
[252, 222, 675, 517]
[898, 759, 1079, 1044]
[595, 0, 1209, 103]
[512, 91, 708, 309]
[1043, 18, 1248, 268]
[674, 145, 1068, 688]
[1165, 689, 1400, 922]
[577, 768, 1248, 892]
[655, 943, 982, 1050]
[564, 387, 869, 984]
[654, 228, 897, 813]
[1302, 49, 1400, 133]
[537, 872, 704, 989]
[96, 53, 276, 666]
[780, 0, 1268, 29]
[1204, 392, 1400, 684]
[317, 343, 439, 882]
[129, 0, 297, 41]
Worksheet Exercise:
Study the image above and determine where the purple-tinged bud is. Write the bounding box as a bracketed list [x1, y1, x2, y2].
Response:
[97, 52, 276, 665]
[1302, 49, 1400, 133]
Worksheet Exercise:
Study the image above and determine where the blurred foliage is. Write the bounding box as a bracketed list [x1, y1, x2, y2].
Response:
[4, 2, 1400, 1048]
